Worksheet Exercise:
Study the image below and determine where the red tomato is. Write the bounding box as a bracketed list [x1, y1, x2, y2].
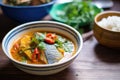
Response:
[46, 33, 52, 37]
[45, 37, 55, 44]
[46, 33, 57, 40]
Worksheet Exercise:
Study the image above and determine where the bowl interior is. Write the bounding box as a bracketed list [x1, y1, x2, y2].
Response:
[94, 11, 120, 33]
[2, 21, 83, 67]
[95, 11, 120, 22]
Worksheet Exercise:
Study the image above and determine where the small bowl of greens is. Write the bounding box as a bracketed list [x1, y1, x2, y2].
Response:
[50, 1, 103, 32]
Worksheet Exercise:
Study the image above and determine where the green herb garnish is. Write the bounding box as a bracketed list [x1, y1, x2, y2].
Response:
[57, 0, 99, 33]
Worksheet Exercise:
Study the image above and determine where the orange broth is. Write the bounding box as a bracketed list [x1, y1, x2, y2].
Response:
[10, 31, 76, 64]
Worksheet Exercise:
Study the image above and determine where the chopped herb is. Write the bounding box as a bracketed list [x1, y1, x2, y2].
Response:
[55, 39, 63, 48]
[57, 0, 101, 33]
[38, 42, 46, 50]
[21, 56, 27, 63]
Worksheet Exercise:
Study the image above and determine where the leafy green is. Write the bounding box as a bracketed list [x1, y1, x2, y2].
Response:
[63, 41, 73, 53]
[55, 39, 63, 48]
[36, 33, 45, 41]
[55, 36, 73, 53]
[31, 32, 46, 50]
[21, 56, 27, 63]
[55, 35, 66, 48]
[38, 42, 46, 50]
[58, 0, 98, 33]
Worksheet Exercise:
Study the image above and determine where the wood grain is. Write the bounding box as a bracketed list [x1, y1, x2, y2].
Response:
[1, 37, 120, 80]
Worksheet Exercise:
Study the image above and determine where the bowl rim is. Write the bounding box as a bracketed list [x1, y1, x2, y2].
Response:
[2, 21, 83, 67]
[0, 0, 56, 8]
[94, 11, 120, 33]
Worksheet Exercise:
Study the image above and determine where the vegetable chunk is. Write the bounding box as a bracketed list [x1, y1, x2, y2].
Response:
[20, 35, 32, 59]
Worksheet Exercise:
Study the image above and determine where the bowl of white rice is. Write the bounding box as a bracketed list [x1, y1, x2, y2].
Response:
[93, 11, 120, 48]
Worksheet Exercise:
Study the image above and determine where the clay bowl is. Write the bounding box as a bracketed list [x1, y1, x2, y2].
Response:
[93, 11, 120, 48]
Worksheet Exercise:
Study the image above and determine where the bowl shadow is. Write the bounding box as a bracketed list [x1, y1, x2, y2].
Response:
[0, 62, 76, 80]
[94, 43, 120, 63]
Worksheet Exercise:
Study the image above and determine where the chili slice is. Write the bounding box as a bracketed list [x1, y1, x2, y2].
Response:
[32, 47, 40, 63]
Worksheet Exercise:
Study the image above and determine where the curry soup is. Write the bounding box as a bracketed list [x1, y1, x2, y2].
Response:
[11, 31, 76, 64]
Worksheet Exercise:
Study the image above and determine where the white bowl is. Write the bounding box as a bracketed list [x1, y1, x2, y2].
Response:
[2, 21, 83, 75]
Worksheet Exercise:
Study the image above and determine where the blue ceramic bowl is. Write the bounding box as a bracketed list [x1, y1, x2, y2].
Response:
[0, 0, 56, 23]
[2, 21, 83, 75]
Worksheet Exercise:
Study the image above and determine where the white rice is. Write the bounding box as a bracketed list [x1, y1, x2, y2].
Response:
[97, 16, 120, 32]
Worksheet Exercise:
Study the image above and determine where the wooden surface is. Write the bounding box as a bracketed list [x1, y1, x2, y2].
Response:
[0, 0, 120, 80]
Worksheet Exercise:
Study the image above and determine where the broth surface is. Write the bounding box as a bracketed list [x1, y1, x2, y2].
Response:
[11, 31, 76, 64]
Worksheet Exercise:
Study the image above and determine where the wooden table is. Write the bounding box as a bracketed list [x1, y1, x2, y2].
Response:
[0, 1, 120, 80]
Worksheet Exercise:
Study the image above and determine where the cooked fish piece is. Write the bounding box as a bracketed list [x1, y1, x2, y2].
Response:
[45, 43, 63, 64]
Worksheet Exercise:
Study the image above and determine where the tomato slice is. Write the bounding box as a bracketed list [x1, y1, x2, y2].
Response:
[46, 33, 57, 40]
[45, 37, 55, 44]
[13, 43, 20, 50]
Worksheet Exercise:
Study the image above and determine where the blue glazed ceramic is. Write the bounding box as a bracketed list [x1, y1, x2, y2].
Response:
[2, 21, 83, 75]
[0, 0, 56, 23]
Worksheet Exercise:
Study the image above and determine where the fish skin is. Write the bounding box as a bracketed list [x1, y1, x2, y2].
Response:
[44, 43, 63, 64]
